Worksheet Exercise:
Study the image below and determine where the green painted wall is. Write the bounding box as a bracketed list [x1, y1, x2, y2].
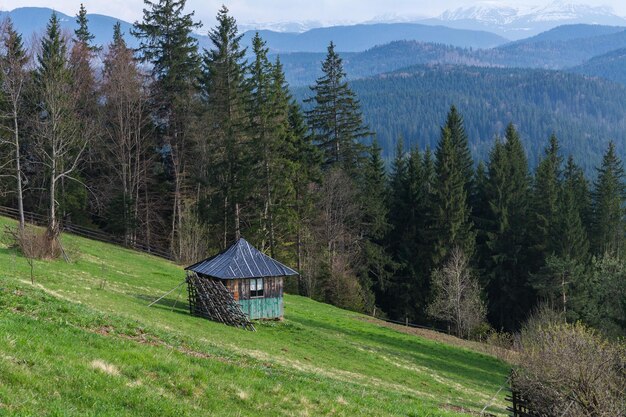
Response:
[238, 297, 283, 320]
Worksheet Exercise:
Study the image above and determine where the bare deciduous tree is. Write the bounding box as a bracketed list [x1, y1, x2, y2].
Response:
[0, 18, 30, 231]
[33, 15, 87, 245]
[427, 247, 486, 338]
[100, 23, 152, 244]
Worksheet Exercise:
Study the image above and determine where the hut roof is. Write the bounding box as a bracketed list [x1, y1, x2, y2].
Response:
[185, 238, 298, 279]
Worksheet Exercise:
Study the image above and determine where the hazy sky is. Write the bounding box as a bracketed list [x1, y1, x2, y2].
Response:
[2, 1, 626, 27]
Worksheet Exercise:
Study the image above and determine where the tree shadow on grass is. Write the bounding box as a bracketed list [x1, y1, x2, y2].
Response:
[293, 315, 509, 390]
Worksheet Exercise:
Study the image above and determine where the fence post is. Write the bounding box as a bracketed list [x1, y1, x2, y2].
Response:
[372, 307, 376, 317]
[405, 316, 408, 327]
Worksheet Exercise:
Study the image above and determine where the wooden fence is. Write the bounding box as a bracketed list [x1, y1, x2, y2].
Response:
[506, 390, 545, 417]
[0, 206, 174, 261]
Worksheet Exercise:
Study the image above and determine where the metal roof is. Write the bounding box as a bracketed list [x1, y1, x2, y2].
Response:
[184, 238, 298, 279]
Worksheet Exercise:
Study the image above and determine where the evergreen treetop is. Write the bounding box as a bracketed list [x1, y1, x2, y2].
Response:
[305, 41, 371, 173]
[74, 4, 99, 52]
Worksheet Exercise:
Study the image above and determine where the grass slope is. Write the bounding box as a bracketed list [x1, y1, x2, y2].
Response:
[0, 217, 510, 416]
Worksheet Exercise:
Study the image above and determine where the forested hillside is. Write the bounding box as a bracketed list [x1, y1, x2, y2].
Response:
[571, 47, 626, 85]
[240, 23, 508, 52]
[277, 41, 496, 87]
[494, 27, 626, 68]
[0, 2, 624, 349]
[294, 65, 626, 172]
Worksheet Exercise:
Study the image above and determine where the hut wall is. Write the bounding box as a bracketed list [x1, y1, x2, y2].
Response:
[224, 277, 284, 319]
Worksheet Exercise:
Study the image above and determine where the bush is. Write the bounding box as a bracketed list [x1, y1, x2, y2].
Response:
[5, 225, 61, 260]
[512, 308, 626, 416]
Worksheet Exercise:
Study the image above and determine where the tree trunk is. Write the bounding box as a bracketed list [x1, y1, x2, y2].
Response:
[13, 109, 24, 231]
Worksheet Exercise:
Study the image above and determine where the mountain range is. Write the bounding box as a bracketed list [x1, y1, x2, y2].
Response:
[426, 1, 626, 39]
[2, 4, 626, 170]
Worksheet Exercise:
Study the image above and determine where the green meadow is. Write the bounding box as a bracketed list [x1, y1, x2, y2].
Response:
[0, 217, 509, 416]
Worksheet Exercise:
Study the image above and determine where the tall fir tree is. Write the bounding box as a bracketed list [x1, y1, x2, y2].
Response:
[591, 141, 626, 257]
[133, 0, 202, 258]
[557, 156, 590, 261]
[529, 134, 563, 266]
[431, 127, 474, 265]
[360, 140, 394, 311]
[74, 3, 99, 51]
[201, 5, 250, 248]
[443, 105, 474, 196]
[483, 124, 533, 330]
[304, 41, 371, 174]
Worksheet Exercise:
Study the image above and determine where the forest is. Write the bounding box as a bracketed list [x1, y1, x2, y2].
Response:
[0, 1, 624, 340]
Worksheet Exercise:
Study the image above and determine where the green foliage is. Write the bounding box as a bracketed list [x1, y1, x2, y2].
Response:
[482, 124, 533, 330]
[132, 0, 200, 97]
[304, 42, 372, 173]
[294, 65, 626, 174]
[591, 141, 626, 257]
[34, 12, 69, 86]
[432, 127, 475, 265]
[74, 3, 99, 52]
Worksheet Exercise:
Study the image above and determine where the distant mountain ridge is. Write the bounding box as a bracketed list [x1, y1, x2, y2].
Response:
[0, 7, 137, 48]
[424, 1, 626, 40]
[240, 23, 508, 53]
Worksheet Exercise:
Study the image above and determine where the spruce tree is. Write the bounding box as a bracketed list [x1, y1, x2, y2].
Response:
[359, 140, 394, 311]
[529, 134, 562, 264]
[484, 123, 533, 330]
[444, 105, 473, 195]
[591, 141, 626, 257]
[558, 156, 590, 261]
[431, 127, 474, 265]
[133, 0, 200, 97]
[133, 0, 202, 258]
[74, 3, 99, 51]
[201, 5, 250, 247]
[305, 41, 371, 173]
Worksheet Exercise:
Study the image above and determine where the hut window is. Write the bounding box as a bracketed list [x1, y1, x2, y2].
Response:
[250, 278, 264, 298]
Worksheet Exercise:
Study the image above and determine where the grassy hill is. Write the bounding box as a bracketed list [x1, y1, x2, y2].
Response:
[0, 217, 510, 416]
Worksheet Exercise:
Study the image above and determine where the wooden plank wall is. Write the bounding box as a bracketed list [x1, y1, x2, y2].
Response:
[224, 277, 283, 301]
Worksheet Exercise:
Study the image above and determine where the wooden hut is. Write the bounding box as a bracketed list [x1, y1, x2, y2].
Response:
[185, 238, 298, 325]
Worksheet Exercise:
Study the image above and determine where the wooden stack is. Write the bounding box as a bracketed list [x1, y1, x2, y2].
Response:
[186, 272, 255, 331]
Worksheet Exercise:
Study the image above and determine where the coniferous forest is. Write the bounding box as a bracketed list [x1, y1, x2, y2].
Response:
[0, 2, 624, 339]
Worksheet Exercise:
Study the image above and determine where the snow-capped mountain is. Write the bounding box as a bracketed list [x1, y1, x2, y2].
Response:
[430, 1, 626, 39]
[238, 20, 328, 34]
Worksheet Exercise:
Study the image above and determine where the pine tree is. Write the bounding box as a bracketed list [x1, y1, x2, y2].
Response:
[529, 134, 563, 264]
[558, 156, 590, 261]
[305, 41, 371, 173]
[285, 101, 321, 295]
[444, 105, 473, 195]
[201, 5, 250, 247]
[359, 140, 393, 311]
[431, 127, 474, 265]
[74, 3, 99, 52]
[133, 0, 200, 97]
[591, 141, 626, 257]
[245, 34, 293, 256]
[133, 0, 202, 258]
[483, 124, 533, 330]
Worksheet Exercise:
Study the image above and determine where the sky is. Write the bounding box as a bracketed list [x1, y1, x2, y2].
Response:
[1, 0, 626, 27]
